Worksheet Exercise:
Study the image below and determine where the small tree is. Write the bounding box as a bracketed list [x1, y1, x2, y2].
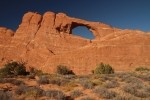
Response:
[94, 63, 114, 74]
[56, 65, 74, 75]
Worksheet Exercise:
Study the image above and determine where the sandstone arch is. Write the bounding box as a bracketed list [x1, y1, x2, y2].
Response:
[71, 23, 95, 39]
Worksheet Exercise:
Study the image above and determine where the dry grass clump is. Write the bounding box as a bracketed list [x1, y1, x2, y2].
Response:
[80, 96, 94, 100]
[70, 89, 83, 98]
[93, 87, 117, 99]
[113, 95, 137, 100]
[15, 84, 44, 97]
[79, 78, 95, 89]
[0, 90, 13, 100]
[122, 84, 137, 95]
[44, 90, 66, 100]
[37, 75, 49, 84]
[104, 80, 119, 88]
[49, 78, 70, 86]
[135, 67, 150, 71]
[0, 78, 24, 85]
[122, 83, 150, 98]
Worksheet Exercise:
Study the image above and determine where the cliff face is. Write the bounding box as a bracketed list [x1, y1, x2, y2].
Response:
[0, 11, 150, 74]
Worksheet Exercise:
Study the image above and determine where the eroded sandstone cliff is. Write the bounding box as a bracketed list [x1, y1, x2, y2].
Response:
[0, 11, 150, 74]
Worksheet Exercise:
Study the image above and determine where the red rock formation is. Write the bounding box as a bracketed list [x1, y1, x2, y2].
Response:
[0, 27, 14, 66]
[0, 11, 150, 74]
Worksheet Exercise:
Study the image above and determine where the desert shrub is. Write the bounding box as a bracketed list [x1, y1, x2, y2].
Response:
[104, 80, 119, 88]
[124, 77, 141, 83]
[0, 78, 24, 85]
[26, 73, 35, 79]
[123, 83, 150, 98]
[44, 90, 66, 100]
[80, 96, 94, 100]
[49, 78, 70, 86]
[93, 87, 117, 99]
[136, 73, 150, 81]
[70, 90, 83, 98]
[79, 79, 95, 89]
[94, 63, 114, 74]
[98, 74, 112, 82]
[0, 90, 13, 100]
[144, 86, 150, 93]
[113, 95, 136, 100]
[134, 90, 150, 98]
[56, 65, 74, 75]
[122, 84, 137, 95]
[0, 61, 28, 77]
[0, 78, 5, 83]
[29, 68, 46, 76]
[135, 67, 150, 71]
[15, 84, 27, 95]
[62, 74, 77, 79]
[37, 75, 49, 84]
[15, 84, 44, 97]
[117, 72, 131, 81]
[125, 77, 144, 89]
[25, 86, 44, 97]
[124, 77, 144, 89]
[5, 79, 25, 86]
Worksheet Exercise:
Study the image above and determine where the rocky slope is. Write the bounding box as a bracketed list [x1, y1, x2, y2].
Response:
[0, 11, 150, 74]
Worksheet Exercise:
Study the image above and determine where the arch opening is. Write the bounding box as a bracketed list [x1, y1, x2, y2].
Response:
[72, 26, 95, 40]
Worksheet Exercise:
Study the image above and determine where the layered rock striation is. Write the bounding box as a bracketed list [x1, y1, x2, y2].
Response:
[0, 11, 150, 74]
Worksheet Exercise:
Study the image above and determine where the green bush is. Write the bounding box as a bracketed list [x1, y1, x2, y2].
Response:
[94, 63, 114, 74]
[0, 61, 28, 77]
[135, 67, 150, 71]
[56, 65, 74, 75]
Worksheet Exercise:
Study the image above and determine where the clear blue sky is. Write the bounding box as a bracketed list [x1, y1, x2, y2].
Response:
[0, 0, 150, 39]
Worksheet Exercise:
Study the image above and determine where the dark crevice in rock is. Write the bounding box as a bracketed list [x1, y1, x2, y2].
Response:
[53, 14, 56, 27]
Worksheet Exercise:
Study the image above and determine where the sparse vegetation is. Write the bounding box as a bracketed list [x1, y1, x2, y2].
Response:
[80, 96, 94, 100]
[0, 90, 13, 100]
[0, 78, 24, 85]
[56, 65, 74, 75]
[79, 78, 95, 89]
[135, 67, 150, 71]
[37, 75, 49, 84]
[49, 78, 70, 86]
[24, 86, 44, 97]
[122, 84, 137, 95]
[0, 61, 149, 100]
[15, 84, 44, 97]
[93, 87, 117, 99]
[104, 80, 119, 88]
[15, 84, 27, 95]
[0, 61, 28, 77]
[70, 90, 83, 98]
[29, 68, 46, 76]
[44, 90, 66, 100]
[113, 95, 136, 100]
[93, 63, 114, 74]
